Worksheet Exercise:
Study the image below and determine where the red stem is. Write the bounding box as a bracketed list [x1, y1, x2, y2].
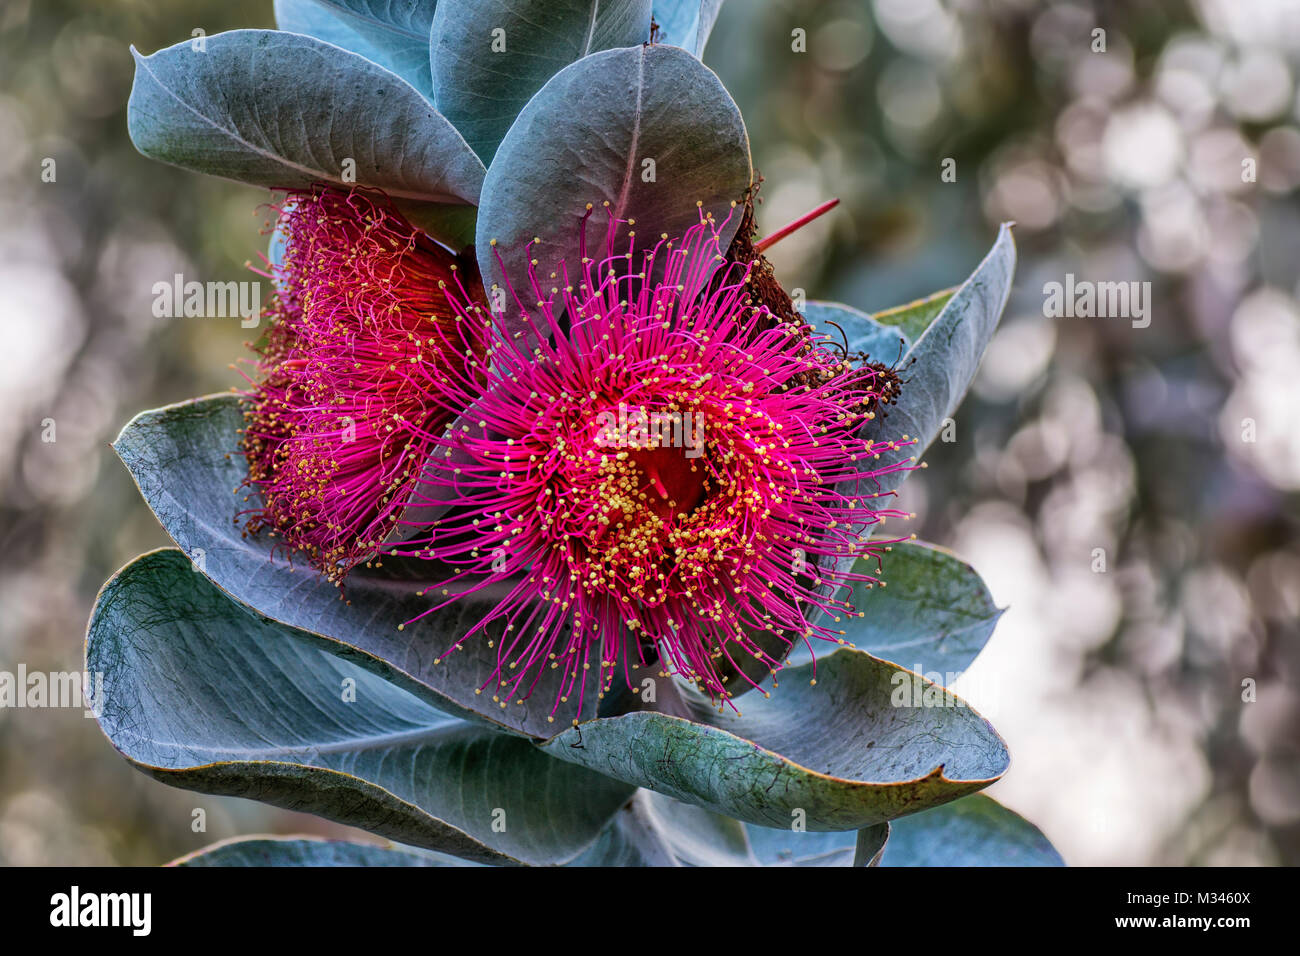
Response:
[753, 198, 840, 253]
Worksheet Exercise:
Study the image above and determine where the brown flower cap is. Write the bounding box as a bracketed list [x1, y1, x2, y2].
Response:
[724, 178, 904, 420]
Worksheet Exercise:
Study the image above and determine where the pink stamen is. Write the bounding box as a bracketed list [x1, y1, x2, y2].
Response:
[237, 185, 483, 585]
[388, 204, 916, 721]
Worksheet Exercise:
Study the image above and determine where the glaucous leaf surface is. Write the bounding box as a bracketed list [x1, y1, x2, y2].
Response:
[576, 790, 887, 867]
[89, 549, 633, 866]
[127, 30, 484, 246]
[541, 648, 1008, 830]
[652, 0, 725, 57]
[802, 300, 910, 363]
[431, 0, 652, 165]
[475, 43, 751, 311]
[797, 541, 1002, 676]
[748, 794, 1063, 867]
[592, 793, 1065, 866]
[174, 797, 896, 868]
[744, 826, 858, 867]
[172, 835, 470, 866]
[857, 224, 1016, 494]
[272, 0, 437, 98]
[882, 794, 1065, 866]
[570, 789, 754, 866]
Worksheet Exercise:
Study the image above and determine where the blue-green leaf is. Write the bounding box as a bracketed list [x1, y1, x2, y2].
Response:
[798, 540, 1003, 676]
[111, 394, 596, 738]
[577, 792, 899, 866]
[273, 0, 439, 100]
[653, 0, 725, 57]
[172, 795, 1065, 867]
[803, 300, 910, 362]
[89, 549, 633, 866]
[475, 42, 751, 307]
[431, 0, 652, 166]
[570, 790, 754, 866]
[172, 835, 472, 866]
[745, 821, 890, 867]
[541, 648, 1008, 831]
[872, 287, 956, 344]
[882, 794, 1065, 866]
[272, 0, 391, 73]
[861, 224, 1015, 492]
[746, 794, 1062, 866]
[127, 30, 484, 246]
[744, 826, 857, 867]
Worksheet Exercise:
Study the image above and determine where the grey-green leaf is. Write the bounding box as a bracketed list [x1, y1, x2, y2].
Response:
[276, 0, 408, 84]
[475, 42, 751, 306]
[800, 540, 1003, 676]
[89, 549, 633, 866]
[171, 835, 471, 866]
[578, 791, 898, 866]
[541, 648, 1008, 830]
[744, 826, 858, 866]
[127, 30, 483, 245]
[858, 224, 1016, 494]
[570, 789, 755, 866]
[745, 794, 1062, 866]
[803, 300, 910, 362]
[882, 794, 1065, 866]
[112, 394, 596, 738]
[652, 0, 725, 57]
[431, 0, 652, 166]
[273, 0, 439, 100]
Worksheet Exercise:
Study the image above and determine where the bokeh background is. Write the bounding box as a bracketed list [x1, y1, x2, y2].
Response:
[2, 0, 1297, 866]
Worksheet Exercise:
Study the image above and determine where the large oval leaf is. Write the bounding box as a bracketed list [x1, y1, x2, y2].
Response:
[127, 30, 484, 245]
[573, 790, 890, 866]
[171, 795, 1063, 867]
[540, 648, 1008, 830]
[652, 0, 725, 57]
[89, 549, 633, 866]
[173, 796, 847, 868]
[475, 42, 751, 302]
[742, 827, 859, 867]
[882, 794, 1064, 866]
[273, 0, 439, 100]
[857, 224, 1016, 493]
[798, 540, 1003, 676]
[172, 835, 469, 866]
[744, 822, 890, 867]
[112, 394, 600, 738]
[746, 794, 1063, 867]
[571, 789, 754, 866]
[431, 0, 652, 166]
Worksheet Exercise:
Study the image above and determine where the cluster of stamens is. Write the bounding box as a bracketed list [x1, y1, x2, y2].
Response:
[387, 202, 916, 720]
[237, 186, 480, 584]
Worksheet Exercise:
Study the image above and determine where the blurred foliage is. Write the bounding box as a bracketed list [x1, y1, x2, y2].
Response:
[1, 0, 1296, 865]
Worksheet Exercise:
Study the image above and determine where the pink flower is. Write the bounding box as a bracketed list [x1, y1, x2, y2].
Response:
[238, 186, 482, 584]
[392, 205, 915, 720]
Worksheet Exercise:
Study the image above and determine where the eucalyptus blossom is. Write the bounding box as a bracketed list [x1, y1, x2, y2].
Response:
[90, 0, 1061, 868]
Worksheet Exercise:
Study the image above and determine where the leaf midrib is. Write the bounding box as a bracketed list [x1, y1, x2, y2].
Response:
[311, 0, 427, 44]
[133, 41, 455, 204]
[115, 718, 465, 763]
